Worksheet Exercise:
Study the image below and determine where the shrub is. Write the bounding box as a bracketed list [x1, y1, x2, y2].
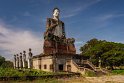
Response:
[111, 69, 124, 75]
[0, 68, 53, 77]
[85, 71, 96, 77]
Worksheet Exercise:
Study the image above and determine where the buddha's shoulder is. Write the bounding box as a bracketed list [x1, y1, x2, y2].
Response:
[47, 18, 55, 21]
[47, 18, 64, 24]
[47, 18, 52, 20]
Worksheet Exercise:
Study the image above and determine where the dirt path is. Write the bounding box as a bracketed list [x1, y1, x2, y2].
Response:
[86, 75, 124, 83]
[0, 75, 124, 83]
[60, 75, 124, 83]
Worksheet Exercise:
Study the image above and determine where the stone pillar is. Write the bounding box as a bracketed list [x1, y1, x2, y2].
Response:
[53, 54, 57, 72]
[14, 55, 16, 69]
[22, 51, 26, 68]
[16, 54, 19, 69]
[28, 48, 33, 69]
[19, 53, 23, 69]
[99, 57, 101, 68]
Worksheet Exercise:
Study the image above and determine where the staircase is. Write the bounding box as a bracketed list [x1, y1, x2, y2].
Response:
[71, 60, 108, 75]
[71, 60, 95, 75]
[83, 60, 96, 71]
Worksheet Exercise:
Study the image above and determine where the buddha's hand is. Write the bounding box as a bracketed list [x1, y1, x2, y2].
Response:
[56, 21, 59, 25]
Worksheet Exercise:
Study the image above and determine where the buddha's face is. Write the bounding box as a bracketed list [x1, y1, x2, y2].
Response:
[53, 9, 60, 18]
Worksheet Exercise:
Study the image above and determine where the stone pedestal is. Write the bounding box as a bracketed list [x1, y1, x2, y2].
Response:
[43, 40, 56, 54]
[43, 38, 76, 54]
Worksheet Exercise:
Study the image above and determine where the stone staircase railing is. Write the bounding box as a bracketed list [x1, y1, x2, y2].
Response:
[83, 60, 96, 71]
[99, 68, 109, 74]
[71, 60, 94, 74]
[72, 60, 84, 70]
[83, 60, 109, 74]
[72, 59, 109, 75]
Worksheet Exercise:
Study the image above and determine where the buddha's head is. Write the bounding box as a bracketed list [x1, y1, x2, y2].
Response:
[53, 8, 60, 19]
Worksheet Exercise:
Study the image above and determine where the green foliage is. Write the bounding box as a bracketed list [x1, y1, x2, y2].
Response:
[80, 38, 124, 69]
[23, 69, 53, 76]
[0, 55, 14, 68]
[85, 71, 96, 77]
[111, 70, 124, 75]
[0, 68, 53, 77]
[0, 55, 5, 66]
[0, 68, 75, 82]
[0, 68, 23, 77]
[1, 61, 13, 68]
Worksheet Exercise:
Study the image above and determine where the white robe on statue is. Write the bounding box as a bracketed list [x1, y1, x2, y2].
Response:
[54, 22, 63, 37]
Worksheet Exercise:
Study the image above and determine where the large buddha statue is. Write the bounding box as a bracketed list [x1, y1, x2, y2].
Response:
[43, 8, 76, 54]
[44, 8, 65, 40]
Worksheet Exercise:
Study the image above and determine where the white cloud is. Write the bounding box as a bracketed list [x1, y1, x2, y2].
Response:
[23, 11, 32, 16]
[0, 23, 43, 60]
[86, 13, 124, 30]
[99, 14, 114, 21]
[96, 13, 124, 22]
[61, 0, 102, 18]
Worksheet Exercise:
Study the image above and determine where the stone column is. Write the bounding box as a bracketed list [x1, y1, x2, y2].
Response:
[28, 48, 33, 69]
[53, 54, 57, 72]
[19, 53, 23, 69]
[16, 54, 19, 69]
[14, 55, 16, 69]
[98, 57, 101, 68]
[22, 51, 26, 68]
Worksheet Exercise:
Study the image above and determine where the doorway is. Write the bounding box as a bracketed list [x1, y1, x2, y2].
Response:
[58, 64, 63, 71]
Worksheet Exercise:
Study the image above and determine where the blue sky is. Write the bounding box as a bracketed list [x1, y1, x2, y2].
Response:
[0, 0, 124, 60]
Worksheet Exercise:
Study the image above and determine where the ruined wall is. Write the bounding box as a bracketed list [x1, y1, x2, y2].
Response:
[40, 56, 53, 72]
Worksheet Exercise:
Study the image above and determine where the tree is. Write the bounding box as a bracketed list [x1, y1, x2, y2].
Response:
[1, 61, 14, 68]
[80, 38, 124, 69]
[0, 55, 5, 66]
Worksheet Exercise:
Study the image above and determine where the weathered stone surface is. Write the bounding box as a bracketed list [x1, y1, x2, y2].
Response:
[43, 39, 76, 54]
[67, 44, 76, 54]
[28, 48, 33, 69]
[14, 55, 16, 69]
[19, 53, 23, 69]
[22, 51, 26, 68]
[16, 54, 19, 69]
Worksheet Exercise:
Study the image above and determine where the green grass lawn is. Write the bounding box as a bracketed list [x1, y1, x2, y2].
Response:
[0, 67, 77, 82]
[0, 68, 54, 77]
[111, 69, 124, 75]
[0, 68, 80, 83]
[3, 78, 63, 83]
